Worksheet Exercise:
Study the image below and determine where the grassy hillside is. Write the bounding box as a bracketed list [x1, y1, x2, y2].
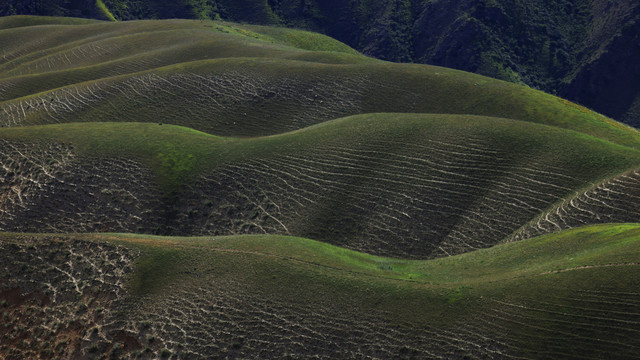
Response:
[1, 114, 640, 258]
[1, 15, 640, 359]
[0, 15, 100, 30]
[3, 1, 639, 127]
[3, 59, 637, 145]
[0, 17, 638, 149]
[2, 224, 640, 358]
[0, 16, 361, 77]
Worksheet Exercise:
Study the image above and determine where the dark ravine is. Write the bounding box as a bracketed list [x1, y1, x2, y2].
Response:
[561, 18, 640, 127]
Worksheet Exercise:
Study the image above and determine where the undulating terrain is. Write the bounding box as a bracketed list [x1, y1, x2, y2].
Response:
[2, 0, 640, 127]
[1, 15, 640, 359]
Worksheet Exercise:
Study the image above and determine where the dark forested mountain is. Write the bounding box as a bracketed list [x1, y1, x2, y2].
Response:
[1, 0, 639, 125]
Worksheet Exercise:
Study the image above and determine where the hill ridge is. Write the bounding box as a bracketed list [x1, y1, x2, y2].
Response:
[2, 225, 640, 358]
[1, 115, 639, 258]
[1, 52, 638, 149]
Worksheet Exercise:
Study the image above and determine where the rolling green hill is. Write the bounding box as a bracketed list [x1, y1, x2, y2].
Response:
[1, 16, 639, 259]
[0, 17, 638, 148]
[1, 115, 640, 259]
[2, 224, 640, 358]
[3, 1, 639, 127]
[1, 15, 640, 359]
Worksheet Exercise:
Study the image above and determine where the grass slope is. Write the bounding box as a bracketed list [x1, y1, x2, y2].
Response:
[0, 16, 362, 76]
[1, 114, 640, 258]
[0, 16, 638, 150]
[2, 224, 640, 358]
[0, 15, 101, 30]
[4, 2, 640, 126]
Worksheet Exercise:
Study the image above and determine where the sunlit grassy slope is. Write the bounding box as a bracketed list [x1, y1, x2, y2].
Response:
[2, 224, 639, 358]
[0, 15, 101, 30]
[0, 16, 639, 149]
[110, 224, 640, 358]
[2, 114, 640, 258]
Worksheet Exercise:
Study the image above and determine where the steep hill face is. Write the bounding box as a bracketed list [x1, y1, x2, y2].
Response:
[563, 16, 640, 127]
[2, 0, 639, 126]
[269, 0, 640, 126]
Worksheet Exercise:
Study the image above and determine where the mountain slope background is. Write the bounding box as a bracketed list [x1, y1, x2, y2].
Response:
[2, 0, 639, 126]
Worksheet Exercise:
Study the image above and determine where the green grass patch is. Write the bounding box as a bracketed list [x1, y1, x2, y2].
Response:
[95, 0, 117, 22]
[1, 113, 639, 200]
[244, 24, 360, 54]
[0, 15, 101, 30]
[0, 122, 228, 195]
[96, 223, 640, 286]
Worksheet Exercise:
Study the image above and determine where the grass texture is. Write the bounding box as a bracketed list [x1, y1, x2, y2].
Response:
[1, 114, 640, 258]
[2, 224, 639, 358]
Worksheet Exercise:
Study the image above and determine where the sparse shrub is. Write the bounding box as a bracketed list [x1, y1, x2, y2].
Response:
[40, 348, 54, 357]
[1, 299, 8, 307]
[188, 209, 199, 218]
[231, 336, 245, 349]
[109, 343, 123, 359]
[160, 348, 171, 358]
